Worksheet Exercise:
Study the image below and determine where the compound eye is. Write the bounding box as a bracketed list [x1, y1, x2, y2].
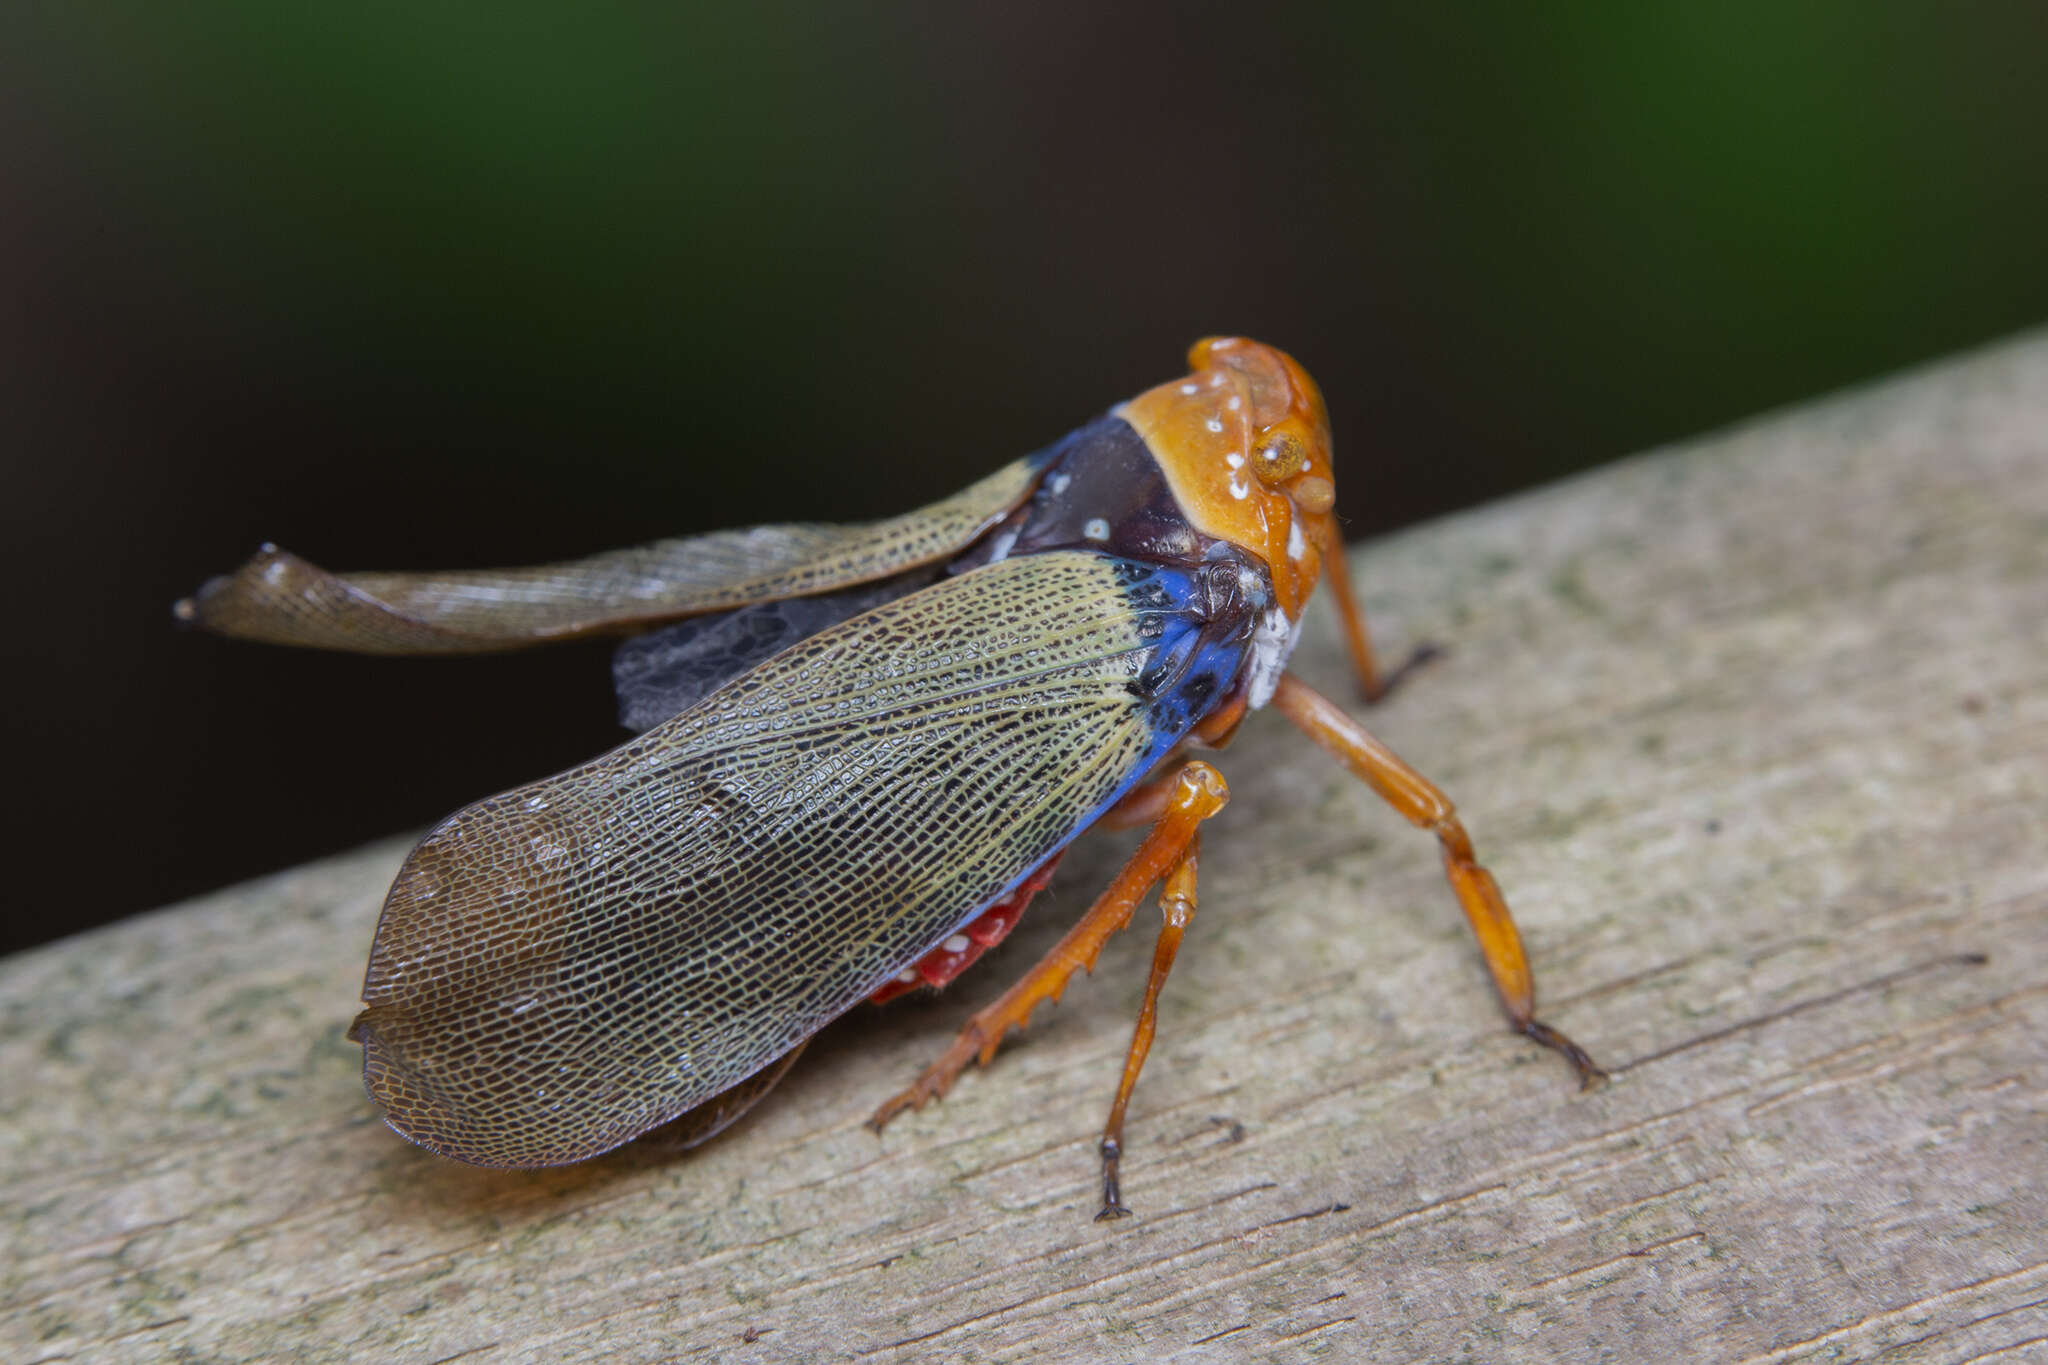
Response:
[1251, 431, 1308, 484]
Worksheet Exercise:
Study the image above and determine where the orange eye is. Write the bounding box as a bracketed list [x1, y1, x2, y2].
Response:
[1252, 432, 1308, 484]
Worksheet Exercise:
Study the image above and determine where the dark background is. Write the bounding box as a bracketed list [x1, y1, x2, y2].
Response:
[7, 4, 2047, 954]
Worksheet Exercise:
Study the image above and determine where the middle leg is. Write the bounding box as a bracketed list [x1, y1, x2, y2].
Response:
[1095, 834, 1203, 1220]
[868, 762, 1230, 1139]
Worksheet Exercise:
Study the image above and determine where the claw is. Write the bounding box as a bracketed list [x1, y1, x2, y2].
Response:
[1522, 1019, 1608, 1090]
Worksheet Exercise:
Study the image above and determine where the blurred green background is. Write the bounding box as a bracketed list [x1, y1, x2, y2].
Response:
[6, 3, 2046, 951]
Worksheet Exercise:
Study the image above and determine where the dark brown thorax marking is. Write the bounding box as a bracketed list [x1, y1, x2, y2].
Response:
[1004, 416, 1220, 568]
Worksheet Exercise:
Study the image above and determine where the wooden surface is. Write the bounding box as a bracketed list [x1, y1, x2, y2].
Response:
[6, 334, 2046, 1364]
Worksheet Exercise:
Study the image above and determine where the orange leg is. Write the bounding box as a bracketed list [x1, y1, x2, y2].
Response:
[1270, 672, 1604, 1087]
[1322, 536, 1442, 704]
[869, 763, 1231, 1154]
[1095, 835, 1202, 1220]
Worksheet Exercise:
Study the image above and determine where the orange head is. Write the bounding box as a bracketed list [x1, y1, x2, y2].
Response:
[1114, 337, 1337, 621]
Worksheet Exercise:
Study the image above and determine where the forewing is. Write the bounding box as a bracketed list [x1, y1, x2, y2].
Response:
[177, 458, 1042, 653]
[349, 550, 1191, 1166]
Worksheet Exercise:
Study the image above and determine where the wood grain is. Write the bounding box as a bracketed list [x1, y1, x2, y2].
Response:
[6, 332, 2045, 1363]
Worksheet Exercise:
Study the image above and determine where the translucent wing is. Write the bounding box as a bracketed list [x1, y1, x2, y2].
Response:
[176, 458, 1043, 653]
[348, 549, 1232, 1166]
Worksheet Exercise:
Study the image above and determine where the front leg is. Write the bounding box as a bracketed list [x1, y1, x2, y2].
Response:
[1319, 536, 1442, 704]
[1270, 672, 1605, 1087]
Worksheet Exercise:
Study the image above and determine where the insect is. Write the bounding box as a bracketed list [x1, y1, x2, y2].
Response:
[179, 337, 1603, 1219]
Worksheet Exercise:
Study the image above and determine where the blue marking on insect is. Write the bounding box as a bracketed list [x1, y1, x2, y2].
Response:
[910, 555, 1266, 958]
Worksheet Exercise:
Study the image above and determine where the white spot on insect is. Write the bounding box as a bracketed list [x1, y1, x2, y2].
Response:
[1226, 395, 1242, 411]
[1049, 471, 1072, 495]
[1181, 382, 1200, 395]
[1225, 451, 1245, 469]
[1083, 517, 1111, 542]
[896, 967, 918, 984]
[525, 795, 549, 811]
[1228, 471, 1251, 500]
[1246, 604, 1304, 709]
[1287, 517, 1307, 562]
[1205, 417, 1224, 434]
[943, 934, 970, 953]
[984, 522, 1021, 564]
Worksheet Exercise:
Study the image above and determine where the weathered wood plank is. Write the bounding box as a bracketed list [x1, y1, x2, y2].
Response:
[5, 332, 2046, 1363]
